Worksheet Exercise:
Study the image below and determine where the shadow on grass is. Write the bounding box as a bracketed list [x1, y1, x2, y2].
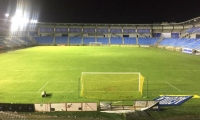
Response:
[42, 93, 52, 98]
[46, 93, 52, 97]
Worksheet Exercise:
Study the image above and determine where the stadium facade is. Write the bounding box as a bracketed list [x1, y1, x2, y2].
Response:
[1, 16, 200, 51]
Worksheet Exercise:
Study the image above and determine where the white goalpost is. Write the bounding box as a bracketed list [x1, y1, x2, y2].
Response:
[89, 42, 102, 46]
[80, 72, 145, 99]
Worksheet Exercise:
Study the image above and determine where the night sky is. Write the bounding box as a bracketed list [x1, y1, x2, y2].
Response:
[1, 0, 200, 24]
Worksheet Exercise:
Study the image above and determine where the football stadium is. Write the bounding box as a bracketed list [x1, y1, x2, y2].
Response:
[0, 0, 200, 120]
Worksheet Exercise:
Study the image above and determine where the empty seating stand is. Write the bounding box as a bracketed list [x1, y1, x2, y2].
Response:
[55, 37, 67, 44]
[186, 27, 200, 33]
[83, 37, 95, 45]
[34, 37, 53, 44]
[19, 37, 32, 45]
[69, 37, 82, 45]
[110, 37, 123, 44]
[97, 37, 109, 44]
[138, 38, 158, 45]
[124, 37, 136, 44]
[159, 38, 200, 50]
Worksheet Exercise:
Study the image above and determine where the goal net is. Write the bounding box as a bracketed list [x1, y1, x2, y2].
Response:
[89, 42, 102, 46]
[80, 72, 145, 100]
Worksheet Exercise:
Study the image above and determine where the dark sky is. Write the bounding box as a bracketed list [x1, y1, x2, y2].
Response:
[1, 0, 200, 24]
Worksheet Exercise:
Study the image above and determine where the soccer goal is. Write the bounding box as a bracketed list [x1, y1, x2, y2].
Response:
[89, 42, 102, 46]
[80, 72, 145, 100]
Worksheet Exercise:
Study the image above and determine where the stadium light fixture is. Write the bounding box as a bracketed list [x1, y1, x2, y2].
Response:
[5, 13, 9, 17]
[30, 19, 38, 23]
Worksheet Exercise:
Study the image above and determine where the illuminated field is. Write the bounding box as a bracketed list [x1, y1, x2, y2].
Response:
[81, 72, 142, 100]
[0, 46, 200, 104]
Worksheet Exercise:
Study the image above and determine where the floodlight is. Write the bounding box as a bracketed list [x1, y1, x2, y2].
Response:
[30, 20, 38, 23]
[21, 18, 29, 24]
[5, 13, 9, 17]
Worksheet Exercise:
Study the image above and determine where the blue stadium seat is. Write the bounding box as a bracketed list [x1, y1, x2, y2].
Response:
[19, 37, 32, 45]
[97, 37, 109, 44]
[178, 38, 197, 48]
[96, 28, 108, 33]
[159, 38, 200, 49]
[69, 37, 82, 44]
[187, 39, 200, 49]
[69, 28, 82, 33]
[34, 37, 53, 44]
[186, 27, 200, 33]
[110, 29, 122, 33]
[137, 29, 150, 33]
[55, 37, 67, 44]
[124, 37, 136, 44]
[123, 29, 136, 33]
[159, 38, 177, 46]
[83, 37, 95, 44]
[171, 33, 179, 38]
[153, 33, 161, 38]
[138, 38, 158, 45]
[110, 37, 123, 44]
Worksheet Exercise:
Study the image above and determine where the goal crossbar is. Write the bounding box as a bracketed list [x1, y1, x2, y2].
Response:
[89, 42, 102, 46]
[82, 72, 140, 75]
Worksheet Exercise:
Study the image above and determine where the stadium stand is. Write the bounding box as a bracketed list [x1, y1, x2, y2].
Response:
[2, 17, 200, 51]
[159, 38, 177, 46]
[40, 28, 54, 33]
[55, 37, 67, 44]
[138, 38, 158, 45]
[83, 28, 95, 33]
[96, 28, 108, 33]
[19, 37, 32, 45]
[186, 27, 200, 33]
[124, 37, 137, 44]
[29, 31, 38, 36]
[123, 29, 136, 33]
[56, 28, 68, 33]
[69, 28, 82, 33]
[97, 37, 109, 44]
[110, 37, 123, 44]
[188, 39, 200, 49]
[153, 33, 161, 38]
[83, 37, 95, 44]
[110, 29, 122, 33]
[171, 33, 179, 38]
[137, 29, 150, 33]
[69, 37, 82, 44]
[159, 38, 200, 49]
[34, 37, 53, 44]
[177, 38, 197, 48]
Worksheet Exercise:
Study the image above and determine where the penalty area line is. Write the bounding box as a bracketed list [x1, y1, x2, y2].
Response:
[38, 81, 49, 92]
[165, 82, 182, 92]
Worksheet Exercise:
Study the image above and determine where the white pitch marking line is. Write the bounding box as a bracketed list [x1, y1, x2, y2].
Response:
[165, 82, 182, 92]
[38, 81, 49, 92]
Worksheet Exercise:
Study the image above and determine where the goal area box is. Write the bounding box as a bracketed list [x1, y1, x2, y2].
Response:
[80, 72, 144, 100]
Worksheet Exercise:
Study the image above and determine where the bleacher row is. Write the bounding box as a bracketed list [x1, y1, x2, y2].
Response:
[0, 37, 32, 48]
[160, 38, 200, 49]
[34, 37, 200, 49]
[1, 36, 200, 50]
[34, 37, 158, 45]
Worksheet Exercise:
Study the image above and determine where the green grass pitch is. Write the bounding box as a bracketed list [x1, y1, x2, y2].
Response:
[0, 46, 200, 105]
[81, 73, 141, 100]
